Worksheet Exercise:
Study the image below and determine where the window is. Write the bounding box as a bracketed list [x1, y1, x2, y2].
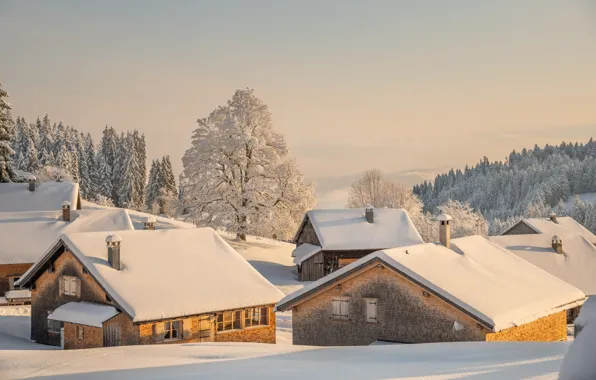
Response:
[365, 299, 377, 322]
[8, 276, 20, 290]
[163, 320, 181, 340]
[332, 297, 349, 319]
[244, 307, 269, 327]
[217, 311, 242, 331]
[62, 276, 79, 296]
[77, 326, 84, 340]
[47, 311, 61, 333]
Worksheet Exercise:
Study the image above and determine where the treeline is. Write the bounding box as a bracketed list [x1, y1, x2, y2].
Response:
[414, 140, 596, 233]
[10, 115, 177, 212]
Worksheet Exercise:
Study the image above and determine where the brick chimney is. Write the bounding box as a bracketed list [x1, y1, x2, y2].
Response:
[62, 201, 71, 222]
[437, 214, 453, 249]
[365, 205, 374, 223]
[549, 213, 558, 224]
[106, 234, 123, 270]
[143, 216, 156, 230]
[552, 235, 563, 254]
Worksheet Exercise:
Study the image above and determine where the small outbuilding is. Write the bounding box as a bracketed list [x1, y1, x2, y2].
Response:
[292, 207, 424, 281]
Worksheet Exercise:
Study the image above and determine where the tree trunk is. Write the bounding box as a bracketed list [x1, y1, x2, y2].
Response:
[236, 233, 247, 241]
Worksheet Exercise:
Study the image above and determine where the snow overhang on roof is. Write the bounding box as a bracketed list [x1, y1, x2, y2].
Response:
[292, 244, 322, 264]
[48, 302, 120, 328]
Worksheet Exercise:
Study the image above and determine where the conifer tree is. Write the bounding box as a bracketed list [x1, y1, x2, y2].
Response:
[0, 78, 16, 182]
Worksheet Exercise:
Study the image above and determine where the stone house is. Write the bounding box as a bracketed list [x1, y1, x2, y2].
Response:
[17, 228, 284, 349]
[0, 205, 134, 301]
[277, 216, 585, 346]
[292, 207, 424, 281]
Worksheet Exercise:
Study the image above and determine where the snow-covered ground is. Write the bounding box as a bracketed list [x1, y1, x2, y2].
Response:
[0, 235, 574, 379]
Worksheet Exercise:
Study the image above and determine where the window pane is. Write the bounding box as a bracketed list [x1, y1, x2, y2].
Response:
[260, 308, 268, 325]
[164, 322, 171, 331]
[252, 309, 260, 325]
[224, 321, 232, 330]
[217, 322, 223, 332]
[332, 300, 340, 316]
[340, 300, 348, 316]
[173, 321, 180, 331]
[217, 313, 223, 323]
[233, 318, 241, 330]
[164, 330, 171, 339]
[224, 311, 232, 322]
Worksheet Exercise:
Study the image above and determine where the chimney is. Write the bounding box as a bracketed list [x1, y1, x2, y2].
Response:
[62, 201, 71, 222]
[552, 235, 563, 254]
[27, 177, 36, 192]
[365, 205, 374, 224]
[437, 214, 453, 249]
[143, 216, 156, 230]
[106, 234, 123, 270]
[549, 213, 558, 224]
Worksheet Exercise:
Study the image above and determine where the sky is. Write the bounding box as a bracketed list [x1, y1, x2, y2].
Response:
[1, 0, 595, 192]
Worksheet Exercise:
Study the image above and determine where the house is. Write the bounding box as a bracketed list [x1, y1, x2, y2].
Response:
[501, 214, 596, 245]
[0, 181, 82, 212]
[276, 216, 585, 346]
[292, 207, 424, 281]
[0, 206, 134, 300]
[16, 228, 285, 349]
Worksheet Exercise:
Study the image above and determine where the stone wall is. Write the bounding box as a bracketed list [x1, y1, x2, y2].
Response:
[64, 323, 103, 349]
[486, 311, 567, 342]
[292, 262, 487, 346]
[30, 248, 116, 346]
[0, 263, 32, 294]
[138, 305, 276, 345]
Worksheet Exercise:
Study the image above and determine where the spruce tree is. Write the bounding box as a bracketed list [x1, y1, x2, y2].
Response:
[96, 150, 113, 199]
[0, 78, 16, 182]
[161, 155, 177, 196]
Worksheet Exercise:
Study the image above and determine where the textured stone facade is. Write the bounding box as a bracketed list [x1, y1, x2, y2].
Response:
[30, 248, 117, 346]
[0, 263, 32, 294]
[63, 323, 103, 349]
[486, 311, 567, 342]
[291, 261, 567, 346]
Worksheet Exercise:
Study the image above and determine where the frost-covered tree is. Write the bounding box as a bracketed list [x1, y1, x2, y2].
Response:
[437, 200, 489, 238]
[95, 150, 113, 199]
[161, 155, 177, 196]
[117, 132, 144, 209]
[0, 78, 16, 182]
[37, 115, 55, 166]
[181, 88, 315, 240]
[346, 169, 423, 216]
[84, 133, 99, 199]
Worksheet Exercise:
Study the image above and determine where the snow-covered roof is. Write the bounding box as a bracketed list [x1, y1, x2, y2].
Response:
[521, 217, 596, 244]
[278, 235, 585, 332]
[4, 289, 31, 300]
[81, 201, 196, 230]
[21, 228, 285, 323]
[0, 182, 79, 212]
[48, 302, 119, 328]
[436, 214, 453, 221]
[490, 233, 596, 295]
[301, 208, 424, 250]
[292, 243, 322, 264]
[0, 209, 135, 264]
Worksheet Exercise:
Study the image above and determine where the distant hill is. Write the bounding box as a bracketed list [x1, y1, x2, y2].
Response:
[414, 139, 596, 222]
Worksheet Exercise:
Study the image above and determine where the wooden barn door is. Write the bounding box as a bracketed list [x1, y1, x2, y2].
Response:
[103, 323, 122, 347]
[198, 316, 212, 342]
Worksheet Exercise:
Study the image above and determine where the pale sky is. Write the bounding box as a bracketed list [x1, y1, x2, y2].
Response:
[1, 0, 595, 184]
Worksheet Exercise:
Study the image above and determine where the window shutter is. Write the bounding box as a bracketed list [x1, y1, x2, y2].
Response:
[183, 318, 193, 339]
[340, 299, 348, 317]
[59, 276, 65, 295]
[366, 300, 377, 321]
[75, 278, 81, 297]
[154, 323, 165, 341]
[332, 300, 340, 316]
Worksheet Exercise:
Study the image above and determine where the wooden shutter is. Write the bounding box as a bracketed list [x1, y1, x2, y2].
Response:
[332, 299, 340, 316]
[59, 276, 65, 295]
[366, 300, 377, 322]
[154, 323, 165, 341]
[340, 299, 348, 317]
[183, 318, 193, 340]
[75, 278, 81, 297]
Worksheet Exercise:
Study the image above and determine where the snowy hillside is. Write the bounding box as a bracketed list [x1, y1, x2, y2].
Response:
[564, 192, 596, 209]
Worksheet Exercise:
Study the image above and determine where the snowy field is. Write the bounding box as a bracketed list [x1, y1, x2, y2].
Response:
[0, 236, 573, 379]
